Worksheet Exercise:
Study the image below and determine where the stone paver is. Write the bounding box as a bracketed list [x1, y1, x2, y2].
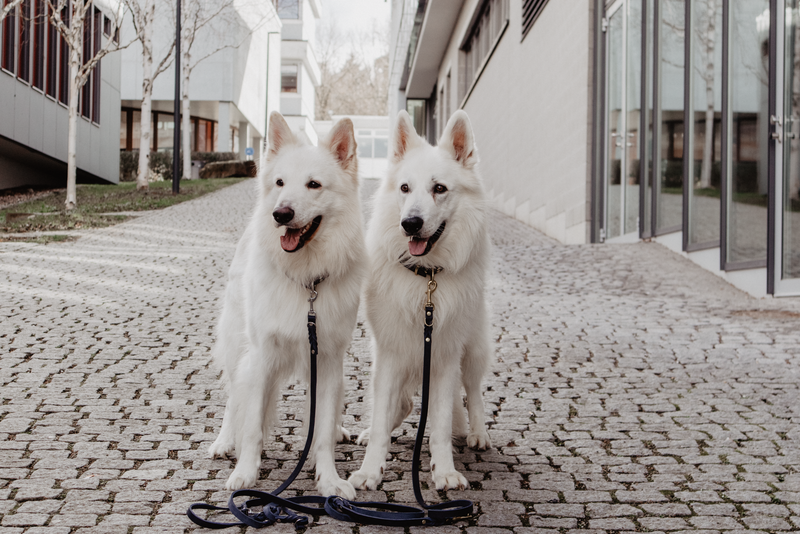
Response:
[1, 178, 799, 532]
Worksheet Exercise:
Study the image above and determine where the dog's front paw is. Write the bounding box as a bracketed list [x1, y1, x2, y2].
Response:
[337, 425, 351, 443]
[226, 465, 258, 490]
[348, 467, 382, 491]
[466, 429, 491, 450]
[208, 438, 235, 459]
[432, 469, 468, 491]
[355, 429, 370, 446]
[318, 476, 356, 500]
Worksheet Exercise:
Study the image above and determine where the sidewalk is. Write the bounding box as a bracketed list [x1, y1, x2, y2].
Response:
[0, 178, 798, 533]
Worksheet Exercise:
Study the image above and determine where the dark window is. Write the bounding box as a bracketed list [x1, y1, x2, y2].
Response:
[91, 7, 100, 122]
[80, 6, 91, 118]
[17, 0, 30, 82]
[46, 2, 57, 96]
[32, 0, 44, 89]
[462, 0, 508, 95]
[2, 0, 16, 73]
[521, 0, 550, 40]
[58, 3, 69, 104]
[281, 64, 297, 92]
[274, 0, 299, 19]
[103, 15, 110, 36]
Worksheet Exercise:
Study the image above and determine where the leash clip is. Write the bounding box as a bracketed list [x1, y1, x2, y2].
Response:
[308, 281, 318, 316]
[425, 270, 437, 309]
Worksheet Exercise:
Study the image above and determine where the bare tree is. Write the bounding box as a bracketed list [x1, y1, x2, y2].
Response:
[315, 19, 389, 120]
[123, 0, 175, 191]
[0, 0, 24, 23]
[47, 0, 131, 209]
[179, 0, 274, 180]
[693, 0, 721, 190]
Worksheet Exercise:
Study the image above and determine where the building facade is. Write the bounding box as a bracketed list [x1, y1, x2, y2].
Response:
[392, 0, 800, 298]
[1, 2, 121, 189]
[119, 0, 282, 161]
[315, 115, 389, 179]
[277, 0, 321, 144]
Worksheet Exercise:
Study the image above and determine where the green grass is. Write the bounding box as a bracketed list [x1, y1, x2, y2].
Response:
[1, 178, 248, 234]
[0, 234, 78, 244]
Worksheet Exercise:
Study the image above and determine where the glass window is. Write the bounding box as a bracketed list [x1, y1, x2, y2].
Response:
[726, 0, 769, 265]
[275, 0, 299, 19]
[281, 64, 298, 93]
[17, 0, 30, 82]
[373, 137, 388, 159]
[357, 137, 373, 158]
[407, 99, 426, 137]
[462, 0, 509, 95]
[156, 113, 174, 151]
[624, 0, 641, 235]
[688, 0, 723, 247]
[782, 1, 800, 279]
[131, 110, 141, 150]
[120, 110, 127, 150]
[655, 0, 685, 232]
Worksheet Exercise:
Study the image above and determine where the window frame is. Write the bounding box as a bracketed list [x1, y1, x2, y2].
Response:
[280, 62, 299, 93]
[459, 0, 509, 109]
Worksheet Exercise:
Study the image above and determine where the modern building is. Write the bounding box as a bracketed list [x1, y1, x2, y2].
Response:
[315, 115, 389, 179]
[391, 0, 800, 298]
[119, 0, 282, 161]
[1, 2, 121, 189]
[277, 0, 322, 144]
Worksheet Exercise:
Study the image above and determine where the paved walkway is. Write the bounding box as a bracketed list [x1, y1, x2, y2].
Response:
[1, 179, 799, 534]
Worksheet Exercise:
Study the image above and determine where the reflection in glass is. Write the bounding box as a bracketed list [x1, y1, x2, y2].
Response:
[131, 111, 141, 150]
[606, 8, 624, 239]
[727, 1, 769, 265]
[157, 114, 174, 152]
[688, 0, 722, 246]
[625, 0, 641, 235]
[643, 0, 654, 236]
[783, 2, 800, 278]
[656, 0, 685, 231]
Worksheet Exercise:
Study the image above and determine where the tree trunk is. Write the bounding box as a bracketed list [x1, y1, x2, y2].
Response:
[699, 0, 717, 190]
[181, 64, 191, 180]
[136, 6, 154, 191]
[65, 43, 80, 210]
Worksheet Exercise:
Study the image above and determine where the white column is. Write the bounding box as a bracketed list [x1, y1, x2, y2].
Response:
[239, 121, 249, 160]
[218, 102, 231, 152]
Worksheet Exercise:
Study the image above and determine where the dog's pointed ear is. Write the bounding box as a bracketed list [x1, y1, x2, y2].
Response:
[326, 118, 357, 176]
[439, 110, 477, 168]
[392, 110, 420, 163]
[268, 111, 295, 158]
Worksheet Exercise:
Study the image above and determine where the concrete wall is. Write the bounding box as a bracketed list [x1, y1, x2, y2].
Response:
[0, 38, 121, 189]
[425, 0, 593, 244]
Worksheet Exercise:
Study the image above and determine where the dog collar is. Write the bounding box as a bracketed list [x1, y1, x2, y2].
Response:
[303, 274, 327, 290]
[403, 264, 443, 278]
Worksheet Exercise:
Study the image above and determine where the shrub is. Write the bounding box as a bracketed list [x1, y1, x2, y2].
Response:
[119, 151, 240, 182]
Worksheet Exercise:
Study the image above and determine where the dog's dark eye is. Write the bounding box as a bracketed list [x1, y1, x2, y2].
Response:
[434, 184, 448, 194]
[276, 179, 284, 187]
[400, 184, 409, 193]
[307, 180, 321, 189]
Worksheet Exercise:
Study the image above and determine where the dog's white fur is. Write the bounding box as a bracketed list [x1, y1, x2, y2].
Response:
[349, 110, 492, 492]
[208, 112, 363, 499]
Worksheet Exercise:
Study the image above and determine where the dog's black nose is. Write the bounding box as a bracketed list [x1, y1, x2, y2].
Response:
[401, 217, 424, 235]
[273, 207, 295, 225]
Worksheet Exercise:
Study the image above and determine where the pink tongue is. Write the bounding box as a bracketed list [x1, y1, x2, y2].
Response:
[281, 228, 302, 251]
[409, 238, 428, 256]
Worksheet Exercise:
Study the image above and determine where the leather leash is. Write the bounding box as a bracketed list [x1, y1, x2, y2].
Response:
[187, 269, 473, 528]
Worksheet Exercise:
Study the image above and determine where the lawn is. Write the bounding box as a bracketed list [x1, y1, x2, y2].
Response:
[0, 178, 248, 236]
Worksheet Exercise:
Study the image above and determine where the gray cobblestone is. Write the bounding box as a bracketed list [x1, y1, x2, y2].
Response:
[1, 178, 800, 532]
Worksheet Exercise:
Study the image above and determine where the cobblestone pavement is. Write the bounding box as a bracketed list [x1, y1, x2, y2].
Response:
[1, 178, 800, 534]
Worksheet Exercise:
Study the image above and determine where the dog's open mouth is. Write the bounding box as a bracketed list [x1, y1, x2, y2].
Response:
[280, 216, 322, 253]
[408, 221, 446, 257]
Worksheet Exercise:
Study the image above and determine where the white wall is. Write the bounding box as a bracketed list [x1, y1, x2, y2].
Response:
[427, 0, 592, 244]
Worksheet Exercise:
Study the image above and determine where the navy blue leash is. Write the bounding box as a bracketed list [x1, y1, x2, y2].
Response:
[187, 273, 473, 528]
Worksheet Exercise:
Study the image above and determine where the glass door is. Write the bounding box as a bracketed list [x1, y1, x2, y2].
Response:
[775, 0, 800, 294]
[604, 0, 641, 242]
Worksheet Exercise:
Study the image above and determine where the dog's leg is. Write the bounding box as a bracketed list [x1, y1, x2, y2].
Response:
[348, 354, 398, 490]
[428, 362, 468, 491]
[463, 329, 492, 450]
[451, 388, 468, 439]
[311, 350, 356, 499]
[208, 398, 236, 458]
[225, 351, 278, 490]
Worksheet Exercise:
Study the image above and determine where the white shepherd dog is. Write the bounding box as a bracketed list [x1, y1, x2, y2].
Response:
[209, 112, 363, 499]
[349, 110, 492, 492]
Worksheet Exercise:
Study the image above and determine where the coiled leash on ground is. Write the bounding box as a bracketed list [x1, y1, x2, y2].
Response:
[187, 271, 473, 529]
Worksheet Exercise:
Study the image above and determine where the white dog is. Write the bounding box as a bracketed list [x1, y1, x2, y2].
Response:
[349, 110, 492, 492]
[208, 112, 363, 499]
